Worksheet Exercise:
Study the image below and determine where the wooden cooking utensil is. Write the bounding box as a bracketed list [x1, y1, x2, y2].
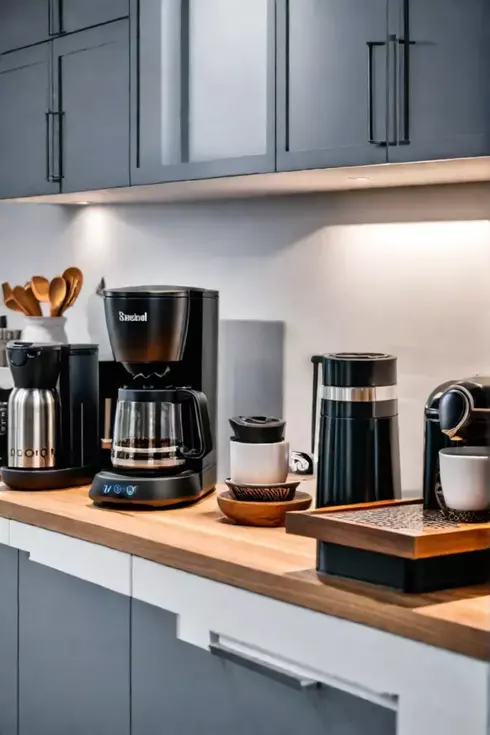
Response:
[2, 282, 26, 314]
[61, 267, 83, 312]
[31, 276, 51, 303]
[49, 277, 68, 317]
[23, 284, 42, 316]
[13, 286, 36, 316]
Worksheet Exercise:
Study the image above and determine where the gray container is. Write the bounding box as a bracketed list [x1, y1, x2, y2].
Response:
[8, 388, 57, 468]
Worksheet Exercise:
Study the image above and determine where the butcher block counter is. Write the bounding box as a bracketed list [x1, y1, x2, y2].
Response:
[0, 483, 487, 660]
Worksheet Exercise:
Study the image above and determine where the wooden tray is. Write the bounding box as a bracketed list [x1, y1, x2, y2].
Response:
[286, 499, 490, 559]
[286, 499, 490, 592]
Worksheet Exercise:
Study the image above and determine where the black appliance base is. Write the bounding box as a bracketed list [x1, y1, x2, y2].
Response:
[1, 466, 98, 491]
[317, 542, 490, 593]
[89, 467, 216, 509]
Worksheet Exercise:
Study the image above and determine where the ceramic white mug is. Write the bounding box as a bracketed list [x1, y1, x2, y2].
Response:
[439, 447, 490, 511]
[230, 440, 290, 485]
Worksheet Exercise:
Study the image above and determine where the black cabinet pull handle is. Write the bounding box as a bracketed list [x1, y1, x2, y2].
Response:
[48, 0, 63, 35]
[45, 111, 63, 183]
[210, 643, 322, 691]
[397, 0, 416, 145]
[367, 41, 386, 146]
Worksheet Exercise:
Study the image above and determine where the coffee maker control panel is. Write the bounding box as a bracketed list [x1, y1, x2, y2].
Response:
[102, 481, 138, 498]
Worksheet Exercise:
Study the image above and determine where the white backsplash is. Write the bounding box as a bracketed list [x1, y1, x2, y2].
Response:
[1, 182, 490, 493]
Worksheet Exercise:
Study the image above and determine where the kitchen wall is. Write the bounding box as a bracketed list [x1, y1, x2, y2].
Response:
[1, 182, 490, 492]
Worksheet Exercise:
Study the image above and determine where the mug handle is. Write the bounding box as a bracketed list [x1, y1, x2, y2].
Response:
[434, 475, 448, 512]
[178, 389, 213, 461]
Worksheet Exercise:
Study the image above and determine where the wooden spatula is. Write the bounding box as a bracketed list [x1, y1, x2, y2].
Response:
[2, 282, 26, 314]
[49, 277, 67, 317]
[31, 276, 51, 303]
[13, 286, 36, 316]
[23, 284, 42, 316]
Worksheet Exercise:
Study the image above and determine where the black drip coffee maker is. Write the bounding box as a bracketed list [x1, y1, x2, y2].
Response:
[90, 286, 218, 508]
[423, 377, 490, 509]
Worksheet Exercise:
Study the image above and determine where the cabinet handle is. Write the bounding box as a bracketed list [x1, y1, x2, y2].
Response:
[397, 0, 416, 145]
[209, 643, 322, 691]
[180, 0, 190, 163]
[367, 41, 386, 146]
[45, 111, 63, 183]
[48, 0, 63, 35]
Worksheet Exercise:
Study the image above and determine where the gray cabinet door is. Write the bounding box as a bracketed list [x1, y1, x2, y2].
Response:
[0, 545, 18, 735]
[53, 20, 130, 192]
[0, 44, 60, 199]
[18, 553, 130, 735]
[0, 0, 50, 54]
[131, 0, 275, 185]
[61, 0, 129, 34]
[277, 0, 389, 171]
[388, 0, 490, 162]
[132, 600, 396, 735]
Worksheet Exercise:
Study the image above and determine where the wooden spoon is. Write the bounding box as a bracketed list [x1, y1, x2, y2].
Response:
[13, 286, 36, 316]
[62, 267, 83, 312]
[23, 284, 42, 316]
[31, 276, 51, 303]
[2, 282, 26, 314]
[49, 277, 67, 317]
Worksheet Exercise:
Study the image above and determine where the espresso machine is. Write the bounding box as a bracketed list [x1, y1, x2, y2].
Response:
[423, 377, 490, 509]
[90, 285, 218, 508]
[1, 341, 99, 490]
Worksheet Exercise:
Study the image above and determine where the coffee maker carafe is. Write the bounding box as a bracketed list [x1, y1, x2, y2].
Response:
[2, 341, 99, 490]
[90, 285, 218, 508]
[423, 377, 490, 509]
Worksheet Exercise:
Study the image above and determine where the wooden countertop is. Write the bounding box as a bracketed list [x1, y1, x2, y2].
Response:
[0, 484, 488, 660]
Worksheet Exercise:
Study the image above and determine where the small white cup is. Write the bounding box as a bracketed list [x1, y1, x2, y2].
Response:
[439, 447, 490, 511]
[230, 440, 290, 485]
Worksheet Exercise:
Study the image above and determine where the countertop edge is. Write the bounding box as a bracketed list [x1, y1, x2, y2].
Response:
[0, 499, 488, 662]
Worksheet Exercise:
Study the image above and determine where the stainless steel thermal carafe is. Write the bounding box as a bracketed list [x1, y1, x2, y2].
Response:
[8, 387, 57, 468]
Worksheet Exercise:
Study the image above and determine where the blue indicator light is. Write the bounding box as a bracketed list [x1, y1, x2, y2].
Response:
[126, 485, 137, 497]
[114, 485, 122, 495]
[103, 484, 112, 495]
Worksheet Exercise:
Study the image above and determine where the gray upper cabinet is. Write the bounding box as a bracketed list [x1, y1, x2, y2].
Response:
[0, 545, 18, 735]
[0, 0, 50, 54]
[18, 554, 130, 735]
[276, 0, 389, 171]
[131, 0, 275, 185]
[60, 0, 129, 35]
[53, 20, 130, 192]
[0, 44, 60, 199]
[387, 0, 490, 162]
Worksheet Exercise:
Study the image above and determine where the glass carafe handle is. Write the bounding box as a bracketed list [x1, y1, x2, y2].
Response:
[178, 389, 213, 460]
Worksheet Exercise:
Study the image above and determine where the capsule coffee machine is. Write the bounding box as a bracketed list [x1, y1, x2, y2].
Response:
[90, 286, 218, 508]
[423, 377, 490, 509]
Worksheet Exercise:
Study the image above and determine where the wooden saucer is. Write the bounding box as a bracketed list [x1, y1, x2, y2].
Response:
[217, 490, 312, 527]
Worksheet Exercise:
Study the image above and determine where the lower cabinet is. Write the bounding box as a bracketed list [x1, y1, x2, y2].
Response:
[131, 599, 396, 735]
[0, 544, 19, 735]
[18, 553, 130, 735]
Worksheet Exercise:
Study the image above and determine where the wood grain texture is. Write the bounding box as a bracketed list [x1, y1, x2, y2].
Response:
[217, 490, 312, 526]
[286, 500, 490, 559]
[0, 485, 488, 660]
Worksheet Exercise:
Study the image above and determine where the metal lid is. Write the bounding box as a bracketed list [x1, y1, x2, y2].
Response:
[322, 353, 397, 388]
[103, 285, 218, 298]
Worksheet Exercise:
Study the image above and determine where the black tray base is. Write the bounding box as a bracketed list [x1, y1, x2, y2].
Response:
[1, 466, 97, 491]
[317, 542, 490, 593]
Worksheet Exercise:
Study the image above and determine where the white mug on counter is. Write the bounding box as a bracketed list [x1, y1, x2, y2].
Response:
[230, 440, 290, 485]
[438, 447, 490, 512]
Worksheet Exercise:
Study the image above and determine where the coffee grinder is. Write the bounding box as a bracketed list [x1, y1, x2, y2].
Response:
[90, 285, 218, 508]
[423, 377, 490, 509]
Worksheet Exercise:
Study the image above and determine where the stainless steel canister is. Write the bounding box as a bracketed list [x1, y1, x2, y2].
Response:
[7, 388, 57, 468]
